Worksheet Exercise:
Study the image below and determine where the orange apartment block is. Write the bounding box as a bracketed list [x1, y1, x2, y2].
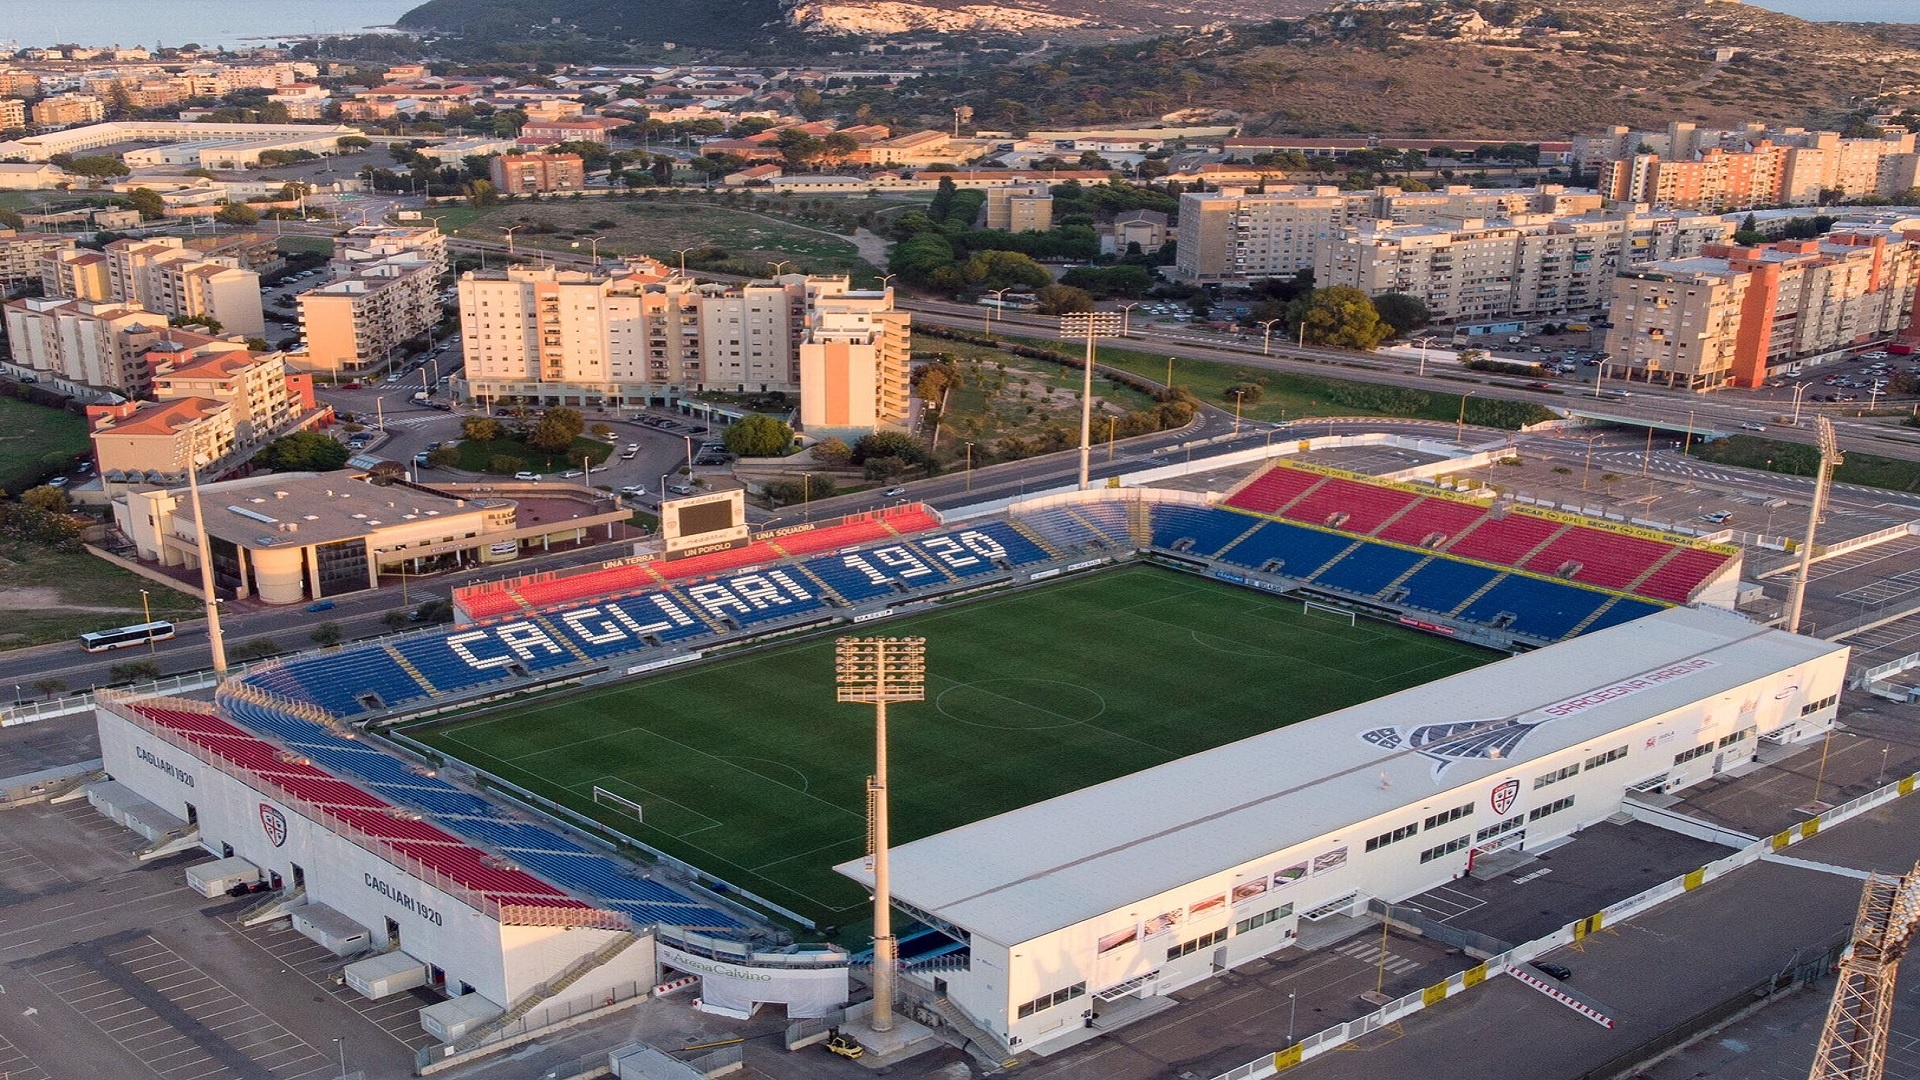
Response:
[489, 153, 585, 194]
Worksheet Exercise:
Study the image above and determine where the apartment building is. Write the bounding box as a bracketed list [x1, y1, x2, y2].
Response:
[455, 266, 910, 428]
[1316, 209, 1732, 324]
[1, 296, 170, 394]
[1175, 185, 1610, 284]
[1602, 232, 1920, 390]
[799, 289, 911, 434]
[29, 93, 104, 127]
[42, 236, 263, 337]
[1174, 186, 1364, 282]
[985, 183, 1053, 233]
[1588, 122, 1920, 210]
[489, 153, 585, 194]
[86, 342, 318, 476]
[0, 98, 25, 130]
[295, 226, 448, 375]
[0, 228, 73, 291]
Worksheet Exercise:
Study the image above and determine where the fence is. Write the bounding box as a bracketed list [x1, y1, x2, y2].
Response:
[2, 670, 220, 728]
[416, 980, 648, 1074]
[1208, 766, 1920, 1079]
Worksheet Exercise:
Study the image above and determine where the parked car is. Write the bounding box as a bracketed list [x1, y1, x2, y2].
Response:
[619, 484, 647, 496]
[513, 471, 541, 481]
[1530, 961, 1573, 982]
[883, 486, 906, 497]
[1740, 422, 1766, 432]
[306, 599, 335, 612]
[558, 469, 584, 478]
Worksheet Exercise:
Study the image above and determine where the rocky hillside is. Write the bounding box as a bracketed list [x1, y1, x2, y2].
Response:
[781, 0, 1325, 36]
[895, 0, 1920, 136]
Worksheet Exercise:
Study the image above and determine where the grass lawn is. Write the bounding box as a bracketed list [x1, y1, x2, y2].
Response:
[451, 434, 612, 475]
[988, 335, 1553, 430]
[1689, 433, 1920, 493]
[409, 565, 1495, 926]
[0, 397, 90, 492]
[425, 195, 879, 280]
[0, 543, 202, 652]
[924, 338, 1160, 448]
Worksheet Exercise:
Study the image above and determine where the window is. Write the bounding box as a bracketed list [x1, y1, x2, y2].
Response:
[1476, 817, 1524, 843]
[1718, 726, 1755, 749]
[1167, 927, 1228, 961]
[1016, 982, 1085, 1020]
[1529, 796, 1575, 822]
[1424, 803, 1473, 830]
[1236, 903, 1294, 935]
[1801, 694, 1838, 716]
[1365, 822, 1420, 852]
[1420, 835, 1470, 863]
[1585, 745, 1628, 770]
[1533, 763, 1579, 790]
[1673, 743, 1714, 766]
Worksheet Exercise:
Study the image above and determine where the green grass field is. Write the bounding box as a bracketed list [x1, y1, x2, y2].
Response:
[409, 566, 1495, 925]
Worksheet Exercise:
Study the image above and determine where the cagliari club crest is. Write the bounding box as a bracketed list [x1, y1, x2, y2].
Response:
[1490, 778, 1521, 817]
[260, 803, 288, 847]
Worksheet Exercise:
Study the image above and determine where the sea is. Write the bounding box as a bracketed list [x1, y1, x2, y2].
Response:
[1743, 0, 1916, 21]
[8, 0, 422, 49]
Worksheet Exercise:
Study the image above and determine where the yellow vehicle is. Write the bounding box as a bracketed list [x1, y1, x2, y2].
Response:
[825, 1032, 865, 1059]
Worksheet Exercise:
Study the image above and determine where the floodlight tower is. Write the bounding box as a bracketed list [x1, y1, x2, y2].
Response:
[835, 636, 927, 1034]
[1808, 860, 1920, 1080]
[1059, 312, 1123, 490]
[1787, 416, 1843, 634]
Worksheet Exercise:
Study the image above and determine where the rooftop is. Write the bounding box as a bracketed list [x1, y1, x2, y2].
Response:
[172, 472, 505, 550]
[839, 606, 1843, 946]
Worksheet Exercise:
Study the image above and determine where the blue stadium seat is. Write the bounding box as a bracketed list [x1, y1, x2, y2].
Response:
[1151, 505, 1255, 556]
[963, 520, 1053, 565]
[1578, 597, 1667, 635]
[1216, 520, 1354, 577]
[1394, 558, 1502, 613]
[1459, 576, 1610, 640]
[391, 637, 519, 695]
[1309, 543, 1426, 596]
[1069, 502, 1135, 545]
[801, 553, 900, 602]
[1015, 507, 1103, 550]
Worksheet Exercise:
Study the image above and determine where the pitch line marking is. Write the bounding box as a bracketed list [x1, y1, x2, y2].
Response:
[933, 676, 1109, 730]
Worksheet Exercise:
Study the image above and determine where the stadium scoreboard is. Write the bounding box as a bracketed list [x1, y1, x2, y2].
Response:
[662, 489, 749, 559]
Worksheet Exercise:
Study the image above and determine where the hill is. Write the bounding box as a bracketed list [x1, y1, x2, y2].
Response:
[890, 0, 1920, 136]
[395, 0, 793, 51]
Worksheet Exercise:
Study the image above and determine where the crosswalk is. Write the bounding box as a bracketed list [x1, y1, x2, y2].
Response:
[1334, 937, 1422, 976]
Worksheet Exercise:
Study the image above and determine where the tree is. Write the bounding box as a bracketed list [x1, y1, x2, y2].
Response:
[525, 406, 584, 454]
[812, 436, 853, 466]
[1294, 286, 1392, 349]
[125, 187, 166, 220]
[1035, 284, 1094, 314]
[19, 485, 69, 513]
[254, 431, 349, 472]
[54, 155, 130, 180]
[309, 622, 343, 647]
[724, 414, 795, 457]
[426, 445, 460, 469]
[214, 202, 260, 225]
[1371, 293, 1431, 337]
[30, 678, 66, 699]
[336, 135, 372, 150]
[461, 416, 501, 442]
[851, 431, 929, 467]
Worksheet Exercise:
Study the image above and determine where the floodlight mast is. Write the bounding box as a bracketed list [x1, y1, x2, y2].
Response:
[1059, 312, 1123, 491]
[835, 636, 927, 1034]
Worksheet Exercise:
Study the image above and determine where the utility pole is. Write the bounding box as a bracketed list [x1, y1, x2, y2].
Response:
[1787, 416, 1842, 634]
[1059, 312, 1122, 490]
[835, 637, 927, 1035]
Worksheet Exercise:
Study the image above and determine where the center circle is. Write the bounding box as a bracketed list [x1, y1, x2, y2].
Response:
[935, 679, 1107, 730]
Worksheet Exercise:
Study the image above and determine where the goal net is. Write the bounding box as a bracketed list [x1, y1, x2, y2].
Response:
[593, 785, 643, 823]
[1302, 600, 1357, 627]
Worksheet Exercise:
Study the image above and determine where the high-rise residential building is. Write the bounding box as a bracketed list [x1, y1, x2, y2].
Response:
[84, 340, 318, 477]
[1174, 186, 1364, 282]
[1601, 231, 1920, 390]
[1, 296, 171, 394]
[29, 93, 104, 128]
[294, 225, 448, 375]
[44, 236, 263, 337]
[0, 228, 72, 291]
[455, 265, 911, 429]
[985, 183, 1053, 233]
[489, 153, 585, 194]
[798, 290, 911, 435]
[1588, 123, 1920, 210]
[1315, 209, 1732, 324]
[0, 98, 25, 130]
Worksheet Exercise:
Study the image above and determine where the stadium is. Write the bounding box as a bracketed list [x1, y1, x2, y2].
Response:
[89, 452, 1847, 1064]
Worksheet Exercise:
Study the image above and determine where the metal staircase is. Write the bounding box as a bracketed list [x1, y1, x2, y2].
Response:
[237, 886, 306, 927]
[451, 930, 641, 1052]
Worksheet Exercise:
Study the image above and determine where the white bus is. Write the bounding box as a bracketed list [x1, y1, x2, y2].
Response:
[79, 621, 176, 652]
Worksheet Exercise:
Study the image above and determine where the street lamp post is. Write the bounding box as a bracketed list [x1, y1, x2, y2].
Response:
[1411, 335, 1436, 377]
[140, 588, 155, 655]
[767, 259, 794, 279]
[984, 287, 1013, 335]
[671, 245, 699, 278]
[1257, 318, 1282, 357]
[834, 636, 928, 1035]
[1060, 311, 1123, 490]
[571, 234, 606, 269]
[183, 450, 228, 678]
[1455, 391, 1475, 445]
[964, 440, 974, 492]
[502, 224, 526, 259]
[1118, 301, 1140, 338]
[1791, 382, 1807, 427]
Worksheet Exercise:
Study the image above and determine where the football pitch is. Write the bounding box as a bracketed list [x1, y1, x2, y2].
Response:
[408, 565, 1498, 926]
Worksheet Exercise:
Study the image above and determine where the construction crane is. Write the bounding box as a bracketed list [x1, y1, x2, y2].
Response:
[1786, 416, 1842, 635]
[1807, 860, 1920, 1080]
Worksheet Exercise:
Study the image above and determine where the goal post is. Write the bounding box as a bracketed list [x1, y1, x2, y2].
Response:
[1302, 599, 1357, 627]
[593, 785, 643, 823]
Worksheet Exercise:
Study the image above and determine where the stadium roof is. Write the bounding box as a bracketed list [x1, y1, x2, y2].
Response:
[838, 606, 1844, 946]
